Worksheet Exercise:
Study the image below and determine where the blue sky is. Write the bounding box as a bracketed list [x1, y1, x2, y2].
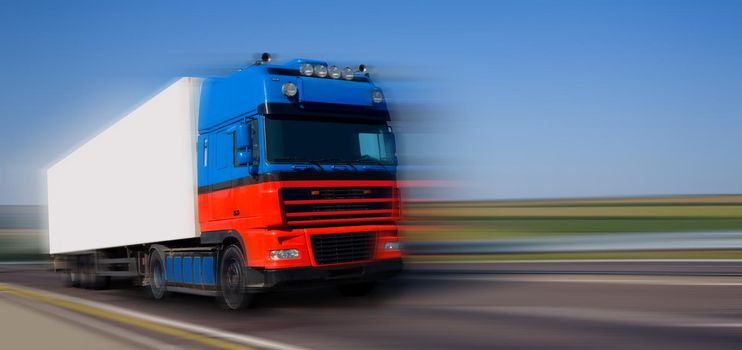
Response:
[1, 0, 741, 204]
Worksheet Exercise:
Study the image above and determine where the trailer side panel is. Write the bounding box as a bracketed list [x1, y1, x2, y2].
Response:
[47, 78, 202, 254]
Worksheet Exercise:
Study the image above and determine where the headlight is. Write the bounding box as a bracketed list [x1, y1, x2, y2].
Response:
[300, 63, 314, 76]
[342, 67, 354, 80]
[314, 64, 328, 78]
[328, 65, 341, 79]
[269, 249, 300, 260]
[282, 82, 298, 97]
[372, 89, 383, 103]
[383, 242, 400, 251]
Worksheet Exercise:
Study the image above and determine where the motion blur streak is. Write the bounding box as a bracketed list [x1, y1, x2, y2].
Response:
[4, 262, 742, 349]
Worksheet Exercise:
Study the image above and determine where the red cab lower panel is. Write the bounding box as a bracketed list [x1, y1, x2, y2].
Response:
[198, 180, 402, 271]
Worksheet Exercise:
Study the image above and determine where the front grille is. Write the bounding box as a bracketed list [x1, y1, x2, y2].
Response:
[310, 232, 376, 265]
[285, 202, 390, 213]
[282, 187, 393, 200]
[281, 186, 397, 225]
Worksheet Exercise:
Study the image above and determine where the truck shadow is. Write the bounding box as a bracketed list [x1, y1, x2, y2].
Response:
[109, 273, 442, 311]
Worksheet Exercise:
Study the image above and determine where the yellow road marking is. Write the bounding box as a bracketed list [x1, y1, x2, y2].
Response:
[0, 284, 255, 350]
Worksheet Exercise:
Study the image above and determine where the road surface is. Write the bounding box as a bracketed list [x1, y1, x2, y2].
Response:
[404, 231, 742, 254]
[2, 261, 742, 349]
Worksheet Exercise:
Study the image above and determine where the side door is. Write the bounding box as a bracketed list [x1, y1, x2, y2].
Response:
[208, 128, 238, 220]
[197, 134, 211, 222]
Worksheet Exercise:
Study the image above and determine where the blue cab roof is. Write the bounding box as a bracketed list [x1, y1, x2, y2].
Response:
[198, 58, 389, 133]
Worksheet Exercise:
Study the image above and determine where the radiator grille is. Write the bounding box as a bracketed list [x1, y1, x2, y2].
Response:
[281, 187, 396, 226]
[310, 232, 376, 265]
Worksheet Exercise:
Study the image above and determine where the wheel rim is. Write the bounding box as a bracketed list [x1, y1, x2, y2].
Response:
[153, 261, 164, 289]
[150, 255, 166, 298]
[223, 257, 243, 307]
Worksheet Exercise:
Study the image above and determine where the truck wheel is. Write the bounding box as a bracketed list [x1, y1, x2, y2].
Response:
[70, 256, 82, 287]
[80, 256, 94, 289]
[90, 275, 110, 290]
[60, 270, 73, 287]
[336, 281, 377, 297]
[147, 249, 169, 300]
[218, 244, 251, 310]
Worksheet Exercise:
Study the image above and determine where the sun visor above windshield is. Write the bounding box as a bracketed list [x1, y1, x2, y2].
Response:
[299, 78, 373, 107]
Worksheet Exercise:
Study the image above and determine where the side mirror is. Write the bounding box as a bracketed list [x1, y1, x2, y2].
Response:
[236, 123, 250, 150]
[236, 150, 251, 167]
[235, 123, 252, 167]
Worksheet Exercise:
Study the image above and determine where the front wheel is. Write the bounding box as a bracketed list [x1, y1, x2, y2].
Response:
[218, 244, 252, 310]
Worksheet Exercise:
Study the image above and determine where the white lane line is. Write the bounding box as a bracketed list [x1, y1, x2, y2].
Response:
[402, 274, 742, 286]
[688, 323, 742, 328]
[3, 283, 308, 350]
[434, 305, 742, 329]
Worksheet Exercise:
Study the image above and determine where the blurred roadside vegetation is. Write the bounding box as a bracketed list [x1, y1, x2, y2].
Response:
[3, 196, 742, 262]
[402, 195, 742, 241]
[0, 206, 46, 261]
[406, 250, 742, 262]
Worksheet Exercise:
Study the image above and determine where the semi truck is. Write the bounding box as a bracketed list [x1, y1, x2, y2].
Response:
[47, 54, 402, 309]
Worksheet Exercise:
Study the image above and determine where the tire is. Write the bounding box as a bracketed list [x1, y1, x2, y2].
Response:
[70, 256, 82, 288]
[217, 244, 252, 310]
[147, 248, 169, 300]
[80, 256, 94, 289]
[78, 255, 109, 290]
[60, 269, 73, 287]
[336, 281, 377, 297]
[90, 275, 110, 290]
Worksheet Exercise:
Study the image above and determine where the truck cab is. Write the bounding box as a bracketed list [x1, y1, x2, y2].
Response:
[194, 57, 402, 307]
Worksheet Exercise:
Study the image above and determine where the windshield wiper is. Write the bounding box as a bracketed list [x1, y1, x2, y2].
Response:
[316, 158, 358, 172]
[273, 157, 325, 171]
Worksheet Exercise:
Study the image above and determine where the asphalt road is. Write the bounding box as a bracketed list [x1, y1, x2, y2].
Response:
[3, 261, 742, 349]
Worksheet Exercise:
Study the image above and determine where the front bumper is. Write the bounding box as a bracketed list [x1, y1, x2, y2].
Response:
[246, 258, 403, 290]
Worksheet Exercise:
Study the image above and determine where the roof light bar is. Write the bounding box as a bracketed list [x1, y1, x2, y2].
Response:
[314, 64, 328, 78]
[300, 63, 314, 76]
[342, 67, 354, 80]
[328, 66, 341, 79]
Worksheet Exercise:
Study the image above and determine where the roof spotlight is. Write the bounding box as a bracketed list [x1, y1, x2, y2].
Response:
[358, 64, 368, 73]
[282, 82, 298, 97]
[259, 52, 272, 63]
[328, 66, 341, 79]
[372, 89, 383, 104]
[314, 64, 328, 78]
[300, 63, 314, 76]
[342, 67, 354, 80]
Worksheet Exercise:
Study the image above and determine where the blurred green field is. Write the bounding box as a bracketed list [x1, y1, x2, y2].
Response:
[3, 198, 742, 262]
[402, 195, 742, 242]
[0, 206, 46, 261]
[407, 250, 742, 262]
[0, 230, 45, 261]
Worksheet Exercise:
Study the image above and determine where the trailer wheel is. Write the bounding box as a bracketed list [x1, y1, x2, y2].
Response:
[336, 281, 377, 297]
[218, 244, 251, 310]
[68, 256, 82, 287]
[60, 269, 73, 287]
[78, 255, 109, 290]
[147, 249, 169, 300]
[80, 256, 95, 289]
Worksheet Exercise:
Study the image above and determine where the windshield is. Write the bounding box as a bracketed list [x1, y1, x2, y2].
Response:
[265, 117, 395, 165]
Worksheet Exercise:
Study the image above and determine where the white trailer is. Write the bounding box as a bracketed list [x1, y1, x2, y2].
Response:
[47, 78, 202, 255]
